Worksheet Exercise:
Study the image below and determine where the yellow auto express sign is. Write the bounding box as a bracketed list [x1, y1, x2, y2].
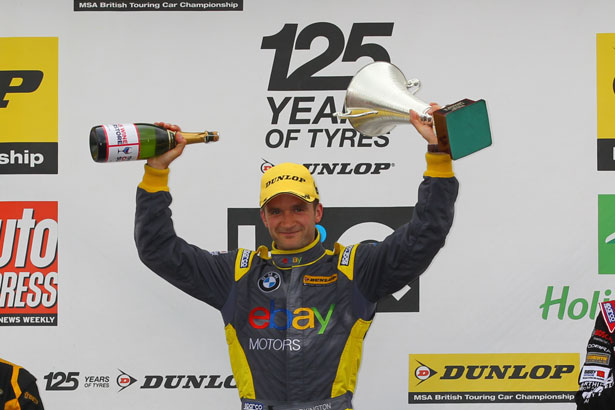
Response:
[0, 37, 58, 174]
[409, 353, 579, 404]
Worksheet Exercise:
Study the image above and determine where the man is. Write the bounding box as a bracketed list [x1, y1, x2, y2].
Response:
[134, 106, 459, 410]
[576, 300, 615, 409]
[0, 359, 44, 410]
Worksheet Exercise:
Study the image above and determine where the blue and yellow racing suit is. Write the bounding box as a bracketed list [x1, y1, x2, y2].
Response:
[134, 153, 458, 410]
[0, 359, 44, 410]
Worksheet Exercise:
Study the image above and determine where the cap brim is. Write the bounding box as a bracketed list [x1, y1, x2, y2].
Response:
[261, 191, 317, 208]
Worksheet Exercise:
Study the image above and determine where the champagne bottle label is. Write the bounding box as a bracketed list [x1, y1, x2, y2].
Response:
[101, 124, 140, 162]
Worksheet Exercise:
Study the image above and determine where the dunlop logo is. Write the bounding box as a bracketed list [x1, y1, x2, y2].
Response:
[408, 353, 579, 404]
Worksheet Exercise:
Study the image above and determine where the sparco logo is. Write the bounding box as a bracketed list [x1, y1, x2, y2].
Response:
[340, 246, 353, 266]
[243, 402, 264, 410]
[604, 303, 615, 322]
[240, 249, 251, 268]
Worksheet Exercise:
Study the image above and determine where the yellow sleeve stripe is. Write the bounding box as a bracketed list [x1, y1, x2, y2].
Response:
[235, 249, 255, 281]
[138, 164, 170, 193]
[225, 324, 255, 399]
[423, 152, 454, 178]
[331, 319, 372, 397]
[336, 243, 358, 281]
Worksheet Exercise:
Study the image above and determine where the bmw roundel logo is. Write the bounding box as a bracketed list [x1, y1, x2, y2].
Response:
[258, 271, 281, 293]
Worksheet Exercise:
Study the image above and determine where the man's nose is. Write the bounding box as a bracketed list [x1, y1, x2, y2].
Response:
[280, 211, 294, 226]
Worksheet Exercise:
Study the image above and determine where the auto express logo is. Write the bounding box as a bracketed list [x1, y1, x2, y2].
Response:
[228, 205, 419, 312]
[260, 22, 394, 151]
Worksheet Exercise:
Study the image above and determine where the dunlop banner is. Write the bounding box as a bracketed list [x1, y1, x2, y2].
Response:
[0, 37, 58, 174]
[409, 353, 579, 404]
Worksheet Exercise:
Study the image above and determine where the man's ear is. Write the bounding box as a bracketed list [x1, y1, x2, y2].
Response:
[314, 202, 323, 224]
[260, 208, 268, 228]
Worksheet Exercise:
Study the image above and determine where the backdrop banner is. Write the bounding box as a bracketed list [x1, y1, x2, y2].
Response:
[1, 1, 612, 409]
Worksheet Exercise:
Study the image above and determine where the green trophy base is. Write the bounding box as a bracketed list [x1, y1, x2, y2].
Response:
[433, 99, 492, 160]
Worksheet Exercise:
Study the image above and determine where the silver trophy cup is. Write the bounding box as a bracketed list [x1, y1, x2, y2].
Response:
[335, 61, 433, 137]
[335, 61, 492, 160]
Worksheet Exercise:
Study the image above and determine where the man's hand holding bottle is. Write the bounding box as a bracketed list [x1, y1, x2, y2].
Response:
[147, 122, 187, 169]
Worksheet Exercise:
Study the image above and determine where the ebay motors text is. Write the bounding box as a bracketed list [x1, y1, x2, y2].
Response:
[249, 301, 334, 334]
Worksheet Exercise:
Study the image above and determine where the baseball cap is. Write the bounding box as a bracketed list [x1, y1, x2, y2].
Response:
[260, 162, 319, 207]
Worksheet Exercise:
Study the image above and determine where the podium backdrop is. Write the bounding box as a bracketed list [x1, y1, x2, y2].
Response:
[2, 1, 614, 408]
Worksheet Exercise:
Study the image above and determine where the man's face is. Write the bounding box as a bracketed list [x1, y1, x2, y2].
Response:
[260, 194, 323, 251]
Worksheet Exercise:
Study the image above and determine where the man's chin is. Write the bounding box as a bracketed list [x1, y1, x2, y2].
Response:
[274, 237, 301, 251]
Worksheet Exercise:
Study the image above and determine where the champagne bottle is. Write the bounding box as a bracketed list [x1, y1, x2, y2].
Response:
[89, 123, 219, 163]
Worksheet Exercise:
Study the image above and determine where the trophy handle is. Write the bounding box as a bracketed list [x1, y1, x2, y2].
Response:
[334, 110, 379, 119]
[406, 78, 421, 95]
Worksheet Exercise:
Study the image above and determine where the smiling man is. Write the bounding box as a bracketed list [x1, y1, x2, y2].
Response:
[134, 107, 459, 410]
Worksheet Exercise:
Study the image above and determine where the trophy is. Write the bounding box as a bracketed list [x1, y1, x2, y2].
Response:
[335, 61, 492, 160]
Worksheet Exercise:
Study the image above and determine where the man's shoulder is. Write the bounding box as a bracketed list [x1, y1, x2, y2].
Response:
[0, 359, 16, 380]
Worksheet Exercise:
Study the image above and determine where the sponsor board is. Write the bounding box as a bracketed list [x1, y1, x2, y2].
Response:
[0, 202, 58, 326]
[74, 0, 243, 11]
[540, 286, 613, 320]
[260, 23, 395, 151]
[261, 158, 394, 177]
[0, 37, 58, 174]
[409, 353, 579, 404]
[44, 369, 235, 391]
[228, 206, 419, 313]
[597, 34, 615, 170]
[43, 369, 237, 393]
[598, 195, 615, 274]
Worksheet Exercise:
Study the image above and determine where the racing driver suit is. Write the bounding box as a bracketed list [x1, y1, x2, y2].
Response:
[0, 359, 45, 410]
[134, 153, 458, 410]
[575, 300, 615, 409]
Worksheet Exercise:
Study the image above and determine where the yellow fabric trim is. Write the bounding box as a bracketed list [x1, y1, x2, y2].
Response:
[257, 245, 270, 260]
[234, 249, 255, 281]
[225, 324, 255, 399]
[331, 319, 372, 397]
[272, 251, 328, 270]
[336, 244, 357, 281]
[138, 164, 170, 193]
[271, 233, 320, 255]
[5, 398, 20, 410]
[6, 365, 22, 410]
[423, 152, 454, 178]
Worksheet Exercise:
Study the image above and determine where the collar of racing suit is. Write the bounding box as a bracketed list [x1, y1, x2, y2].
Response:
[269, 231, 327, 270]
